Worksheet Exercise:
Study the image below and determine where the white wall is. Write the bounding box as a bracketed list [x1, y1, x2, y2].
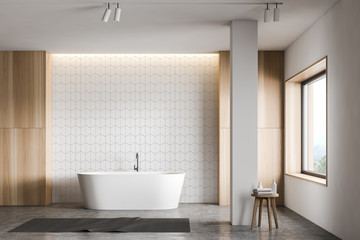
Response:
[52, 54, 219, 203]
[230, 20, 258, 225]
[285, 0, 360, 239]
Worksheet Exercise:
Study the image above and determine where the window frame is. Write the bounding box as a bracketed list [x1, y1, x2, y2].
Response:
[301, 72, 327, 179]
[284, 56, 328, 186]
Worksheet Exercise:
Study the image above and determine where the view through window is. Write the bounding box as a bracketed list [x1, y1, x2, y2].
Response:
[302, 74, 327, 177]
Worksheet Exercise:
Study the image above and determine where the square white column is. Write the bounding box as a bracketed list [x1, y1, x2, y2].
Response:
[230, 20, 258, 225]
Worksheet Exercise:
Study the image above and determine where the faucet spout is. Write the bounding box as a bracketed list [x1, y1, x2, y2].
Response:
[134, 152, 139, 172]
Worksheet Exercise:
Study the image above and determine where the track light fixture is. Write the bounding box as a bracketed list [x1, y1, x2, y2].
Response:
[102, 3, 111, 22]
[102, 3, 121, 23]
[101, 2, 281, 23]
[263, 2, 282, 23]
[264, 3, 270, 23]
[114, 3, 121, 22]
[274, 3, 280, 22]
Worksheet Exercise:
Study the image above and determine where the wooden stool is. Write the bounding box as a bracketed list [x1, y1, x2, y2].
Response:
[251, 193, 279, 231]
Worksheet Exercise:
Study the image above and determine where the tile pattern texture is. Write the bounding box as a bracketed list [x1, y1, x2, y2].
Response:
[52, 54, 219, 203]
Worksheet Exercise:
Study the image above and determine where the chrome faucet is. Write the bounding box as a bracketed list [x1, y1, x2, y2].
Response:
[134, 152, 139, 172]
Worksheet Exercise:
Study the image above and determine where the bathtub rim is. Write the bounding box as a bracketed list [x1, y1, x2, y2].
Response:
[77, 171, 185, 176]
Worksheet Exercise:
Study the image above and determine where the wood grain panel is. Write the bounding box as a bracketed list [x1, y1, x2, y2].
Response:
[13, 51, 45, 128]
[0, 51, 51, 205]
[45, 53, 52, 204]
[258, 129, 284, 205]
[219, 128, 230, 205]
[0, 52, 15, 128]
[0, 129, 16, 205]
[219, 51, 285, 205]
[287, 57, 327, 83]
[258, 51, 284, 129]
[258, 51, 284, 205]
[218, 51, 230, 205]
[15, 129, 46, 205]
[219, 51, 230, 129]
[284, 82, 302, 173]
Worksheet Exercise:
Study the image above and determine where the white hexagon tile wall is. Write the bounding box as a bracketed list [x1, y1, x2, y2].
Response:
[52, 54, 219, 203]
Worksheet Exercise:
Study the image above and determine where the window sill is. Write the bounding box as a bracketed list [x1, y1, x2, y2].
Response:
[285, 173, 327, 186]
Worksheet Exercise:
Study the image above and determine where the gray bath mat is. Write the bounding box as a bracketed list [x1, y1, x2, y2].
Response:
[9, 217, 190, 233]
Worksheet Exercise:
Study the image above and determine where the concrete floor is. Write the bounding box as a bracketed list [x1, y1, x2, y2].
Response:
[0, 203, 339, 240]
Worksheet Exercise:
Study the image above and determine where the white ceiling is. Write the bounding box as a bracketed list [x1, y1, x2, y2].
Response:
[0, 0, 338, 53]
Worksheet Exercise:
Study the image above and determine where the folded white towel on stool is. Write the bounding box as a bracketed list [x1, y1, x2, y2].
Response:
[254, 191, 274, 195]
[254, 188, 272, 192]
[253, 188, 273, 195]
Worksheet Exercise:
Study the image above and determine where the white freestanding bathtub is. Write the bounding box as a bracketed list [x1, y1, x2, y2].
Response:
[77, 172, 185, 210]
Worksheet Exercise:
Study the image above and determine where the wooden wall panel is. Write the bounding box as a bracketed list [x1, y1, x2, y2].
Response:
[219, 51, 230, 129]
[219, 51, 284, 206]
[219, 128, 230, 205]
[0, 129, 47, 205]
[0, 129, 16, 205]
[0, 51, 45, 128]
[45, 53, 52, 204]
[218, 51, 230, 205]
[258, 51, 284, 205]
[0, 51, 51, 205]
[258, 129, 284, 205]
[15, 129, 46, 205]
[258, 51, 284, 128]
[0, 52, 15, 128]
[13, 52, 45, 128]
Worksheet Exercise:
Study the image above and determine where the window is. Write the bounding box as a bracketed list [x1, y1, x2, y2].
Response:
[285, 56, 327, 185]
[301, 73, 327, 178]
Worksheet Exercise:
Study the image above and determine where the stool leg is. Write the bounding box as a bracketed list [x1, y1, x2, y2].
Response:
[251, 198, 259, 230]
[267, 198, 272, 231]
[271, 198, 279, 229]
[258, 199, 263, 226]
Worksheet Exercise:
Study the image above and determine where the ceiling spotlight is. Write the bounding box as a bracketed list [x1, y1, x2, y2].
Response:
[114, 3, 121, 22]
[274, 3, 280, 22]
[264, 3, 270, 23]
[102, 3, 111, 23]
